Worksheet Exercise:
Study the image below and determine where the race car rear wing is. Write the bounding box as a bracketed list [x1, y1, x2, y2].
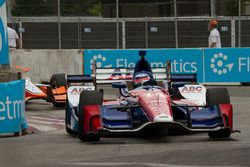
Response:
[165, 60, 197, 83]
[170, 74, 197, 82]
[93, 68, 167, 84]
[66, 75, 95, 86]
[92, 60, 197, 84]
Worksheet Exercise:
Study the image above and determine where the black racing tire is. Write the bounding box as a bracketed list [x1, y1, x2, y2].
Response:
[208, 129, 231, 138]
[66, 124, 77, 135]
[65, 101, 77, 135]
[50, 73, 66, 89]
[207, 88, 231, 138]
[206, 88, 230, 106]
[78, 90, 102, 142]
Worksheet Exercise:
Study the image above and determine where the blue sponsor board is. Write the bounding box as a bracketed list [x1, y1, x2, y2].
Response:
[84, 49, 203, 81]
[0, 80, 26, 134]
[0, 0, 9, 65]
[0, 0, 5, 6]
[204, 48, 250, 82]
[84, 48, 250, 82]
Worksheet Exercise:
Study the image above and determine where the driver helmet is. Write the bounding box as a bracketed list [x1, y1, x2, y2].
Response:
[133, 72, 151, 85]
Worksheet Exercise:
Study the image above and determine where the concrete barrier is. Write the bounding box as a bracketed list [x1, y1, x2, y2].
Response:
[9, 49, 83, 83]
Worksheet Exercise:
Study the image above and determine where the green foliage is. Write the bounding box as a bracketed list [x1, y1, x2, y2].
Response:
[12, 0, 51, 16]
[12, 0, 101, 16]
[225, 0, 239, 16]
[60, 0, 101, 16]
[87, 3, 102, 16]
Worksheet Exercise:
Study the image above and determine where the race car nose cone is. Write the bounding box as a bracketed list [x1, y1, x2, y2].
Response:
[153, 113, 174, 123]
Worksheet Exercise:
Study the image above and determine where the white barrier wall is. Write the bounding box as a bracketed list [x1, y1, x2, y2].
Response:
[9, 49, 83, 83]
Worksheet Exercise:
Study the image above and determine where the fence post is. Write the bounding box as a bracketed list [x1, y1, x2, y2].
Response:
[58, 0, 61, 49]
[231, 19, 236, 48]
[78, 21, 82, 49]
[19, 22, 23, 49]
[145, 18, 148, 48]
[238, 0, 242, 47]
[210, 0, 216, 17]
[116, 0, 119, 49]
[122, 20, 126, 49]
[174, 0, 178, 48]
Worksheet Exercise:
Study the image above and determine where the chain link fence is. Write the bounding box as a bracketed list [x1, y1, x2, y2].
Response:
[6, 0, 250, 49]
[10, 0, 249, 17]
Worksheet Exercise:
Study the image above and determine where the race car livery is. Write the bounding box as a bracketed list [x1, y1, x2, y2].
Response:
[65, 60, 239, 141]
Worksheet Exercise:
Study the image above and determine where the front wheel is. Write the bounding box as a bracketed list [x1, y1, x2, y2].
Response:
[206, 88, 231, 138]
[78, 90, 102, 142]
[206, 88, 230, 106]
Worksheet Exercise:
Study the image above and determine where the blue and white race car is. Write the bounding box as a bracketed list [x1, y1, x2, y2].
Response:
[65, 53, 239, 142]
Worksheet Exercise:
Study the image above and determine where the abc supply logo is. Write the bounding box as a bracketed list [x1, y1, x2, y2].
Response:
[210, 53, 234, 75]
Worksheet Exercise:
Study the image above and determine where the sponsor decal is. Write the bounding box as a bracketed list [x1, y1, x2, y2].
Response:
[210, 53, 233, 75]
[89, 54, 112, 69]
[108, 68, 133, 80]
[84, 50, 201, 77]
[205, 48, 250, 82]
[0, 96, 24, 121]
[0, 80, 26, 134]
[181, 86, 203, 93]
[238, 57, 250, 72]
[116, 59, 197, 73]
[70, 86, 95, 95]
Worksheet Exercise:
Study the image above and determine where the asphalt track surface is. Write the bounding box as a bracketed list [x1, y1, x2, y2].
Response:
[0, 87, 250, 167]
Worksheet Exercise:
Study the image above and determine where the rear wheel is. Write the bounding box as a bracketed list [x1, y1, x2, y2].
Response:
[50, 74, 66, 89]
[49, 74, 66, 107]
[78, 90, 102, 141]
[206, 88, 231, 138]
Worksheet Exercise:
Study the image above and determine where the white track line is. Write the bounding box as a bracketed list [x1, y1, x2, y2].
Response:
[28, 124, 58, 131]
[29, 116, 64, 122]
[27, 116, 65, 131]
[62, 162, 240, 167]
[28, 119, 64, 126]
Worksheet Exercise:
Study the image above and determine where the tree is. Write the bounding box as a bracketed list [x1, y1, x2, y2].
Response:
[12, 0, 51, 16]
[60, 0, 101, 16]
[12, 0, 101, 17]
[225, 0, 239, 16]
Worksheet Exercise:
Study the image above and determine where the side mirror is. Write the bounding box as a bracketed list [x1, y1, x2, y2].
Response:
[112, 82, 127, 89]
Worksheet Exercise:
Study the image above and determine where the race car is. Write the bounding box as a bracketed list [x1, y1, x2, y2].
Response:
[12, 65, 67, 106]
[65, 56, 238, 142]
[25, 74, 67, 107]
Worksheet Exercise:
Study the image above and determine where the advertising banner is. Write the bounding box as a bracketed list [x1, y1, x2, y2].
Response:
[0, 80, 26, 134]
[0, 0, 9, 65]
[84, 48, 250, 82]
[204, 48, 250, 82]
[84, 49, 204, 81]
